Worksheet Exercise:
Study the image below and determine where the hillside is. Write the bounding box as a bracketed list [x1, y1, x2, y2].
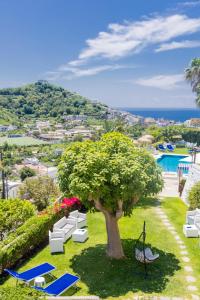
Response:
[0, 80, 108, 120]
[0, 108, 18, 125]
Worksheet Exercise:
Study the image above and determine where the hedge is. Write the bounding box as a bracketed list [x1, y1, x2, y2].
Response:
[0, 286, 45, 300]
[0, 207, 64, 273]
[188, 181, 200, 209]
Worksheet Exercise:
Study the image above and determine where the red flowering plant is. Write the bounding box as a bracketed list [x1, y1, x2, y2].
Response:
[60, 197, 82, 215]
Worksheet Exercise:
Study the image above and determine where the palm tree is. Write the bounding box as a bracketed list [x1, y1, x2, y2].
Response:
[185, 58, 200, 106]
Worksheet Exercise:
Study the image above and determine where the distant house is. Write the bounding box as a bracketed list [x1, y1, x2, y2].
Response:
[144, 117, 156, 126]
[185, 118, 200, 128]
[7, 181, 21, 199]
[63, 115, 87, 122]
[36, 120, 50, 132]
[39, 131, 64, 142]
[24, 157, 39, 165]
[0, 125, 9, 132]
[0, 125, 17, 132]
[8, 134, 23, 138]
[66, 127, 93, 140]
[54, 123, 63, 129]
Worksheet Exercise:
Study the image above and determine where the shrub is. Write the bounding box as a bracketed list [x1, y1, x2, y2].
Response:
[18, 176, 60, 211]
[20, 166, 36, 181]
[61, 197, 81, 214]
[0, 199, 36, 241]
[0, 207, 63, 273]
[0, 286, 45, 300]
[188, 181, 200, 209]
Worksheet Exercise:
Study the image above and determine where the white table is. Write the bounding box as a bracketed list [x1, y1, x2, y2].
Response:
[183, 224, 199, 237]
[34, 276, 46, 287]
[72, 229, 88, 242]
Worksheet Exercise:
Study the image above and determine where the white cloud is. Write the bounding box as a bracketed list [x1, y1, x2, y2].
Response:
[180, 1, 200, 7]
[69, 14, 200, 64]
[155, 40, 200, 52]
[44, 64, 125, 80]
[62, 65, 123, 79]
[134, 74, 184, 90]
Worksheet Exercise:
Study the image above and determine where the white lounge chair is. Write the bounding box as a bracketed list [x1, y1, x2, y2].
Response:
[186, 208, 200, 225]
[49, 231, 65, 253]
[53, 217, 77, 242]
[69, 210, 87, 228]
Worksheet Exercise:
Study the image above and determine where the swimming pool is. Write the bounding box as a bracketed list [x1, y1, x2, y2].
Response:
[157, 154, 191, 173]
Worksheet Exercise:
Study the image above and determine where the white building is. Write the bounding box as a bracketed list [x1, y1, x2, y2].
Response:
[24, 157, 39, 165]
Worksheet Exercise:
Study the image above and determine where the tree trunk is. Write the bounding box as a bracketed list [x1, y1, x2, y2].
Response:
[104, 212, 125, 259]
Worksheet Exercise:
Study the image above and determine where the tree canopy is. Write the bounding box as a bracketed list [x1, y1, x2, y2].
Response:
[185, 58, 200, 106]
[0, 199, 35, 241]
[18, 176, 59, 211]
[58, 132, 163, 258]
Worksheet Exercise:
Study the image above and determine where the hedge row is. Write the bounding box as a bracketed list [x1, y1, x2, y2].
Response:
[0, 286, 45, 300]
[0, 208, 64, 273]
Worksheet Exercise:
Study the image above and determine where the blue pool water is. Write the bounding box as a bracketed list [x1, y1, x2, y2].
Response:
[157, 154, 191, 173]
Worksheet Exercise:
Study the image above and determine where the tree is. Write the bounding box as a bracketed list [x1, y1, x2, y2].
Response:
[185, 58, 200, 106]
[58, 132, 163, 259]
[20, 166, 36, 181]
[0, 199, 35, 240]
[18, 176, 59, 211]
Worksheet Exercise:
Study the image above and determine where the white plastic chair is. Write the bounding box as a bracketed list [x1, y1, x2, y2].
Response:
[69, 210, 87, 228]
[49, 231, 64, 254]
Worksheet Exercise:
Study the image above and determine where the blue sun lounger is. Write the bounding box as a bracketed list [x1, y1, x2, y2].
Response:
[5, 262, 55, 283]
[167, 144, 174, 151]
[158, 144, 166, 151]
[33, 273, 80, 296]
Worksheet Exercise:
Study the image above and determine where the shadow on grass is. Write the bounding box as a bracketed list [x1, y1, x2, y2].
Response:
[135, 197, 160, 209]
[70, 239, 180, 298]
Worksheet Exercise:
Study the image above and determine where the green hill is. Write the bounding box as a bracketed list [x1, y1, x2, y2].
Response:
[0, 80, 108, 120]
[0, 108, 18, 125]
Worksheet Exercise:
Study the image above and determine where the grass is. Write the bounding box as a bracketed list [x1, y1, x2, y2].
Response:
[158, 147, 189, 155]
[173, 147, 189, 155]
[161, 197, 200, 290]
[2, 197, 197, 299]
[0, 136, 49, 146]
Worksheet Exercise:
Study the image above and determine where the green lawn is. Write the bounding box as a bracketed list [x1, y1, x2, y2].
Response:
[3, 197, 198, 299]
[173, 147, 189, 155]
[0, 136, 49, 146]
[162, 198, 200, 289]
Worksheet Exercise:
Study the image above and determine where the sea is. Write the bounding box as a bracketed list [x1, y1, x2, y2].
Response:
[122, 108, 200, 122]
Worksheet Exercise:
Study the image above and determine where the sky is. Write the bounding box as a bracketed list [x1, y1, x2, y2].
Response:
[0, 0, 200, 108]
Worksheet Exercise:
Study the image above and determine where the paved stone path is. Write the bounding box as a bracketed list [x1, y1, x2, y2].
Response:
[154, 206, 199, 299]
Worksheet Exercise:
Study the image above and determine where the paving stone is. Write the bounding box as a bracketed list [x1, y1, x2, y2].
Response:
[180, 250, 188, 255]
[186, 275, 196, 282]
[163, 221, 171, 226]
[191, 295, 200, 300]
[179, 245, 186, 249]
[176, 240, 184, 245]
[184, 265, 193, 272]
[174, 236, 181, 241]
[156, 211, 164, 215]
[169, 230, 177, 234]
[187, 285, 198, 291]
[182, 256, 190, 262]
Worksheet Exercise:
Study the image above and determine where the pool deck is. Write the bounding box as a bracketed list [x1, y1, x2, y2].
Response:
[159, 173, 179, 198]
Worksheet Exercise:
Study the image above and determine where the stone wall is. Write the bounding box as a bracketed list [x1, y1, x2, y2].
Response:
[181, 164, 200, 205]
